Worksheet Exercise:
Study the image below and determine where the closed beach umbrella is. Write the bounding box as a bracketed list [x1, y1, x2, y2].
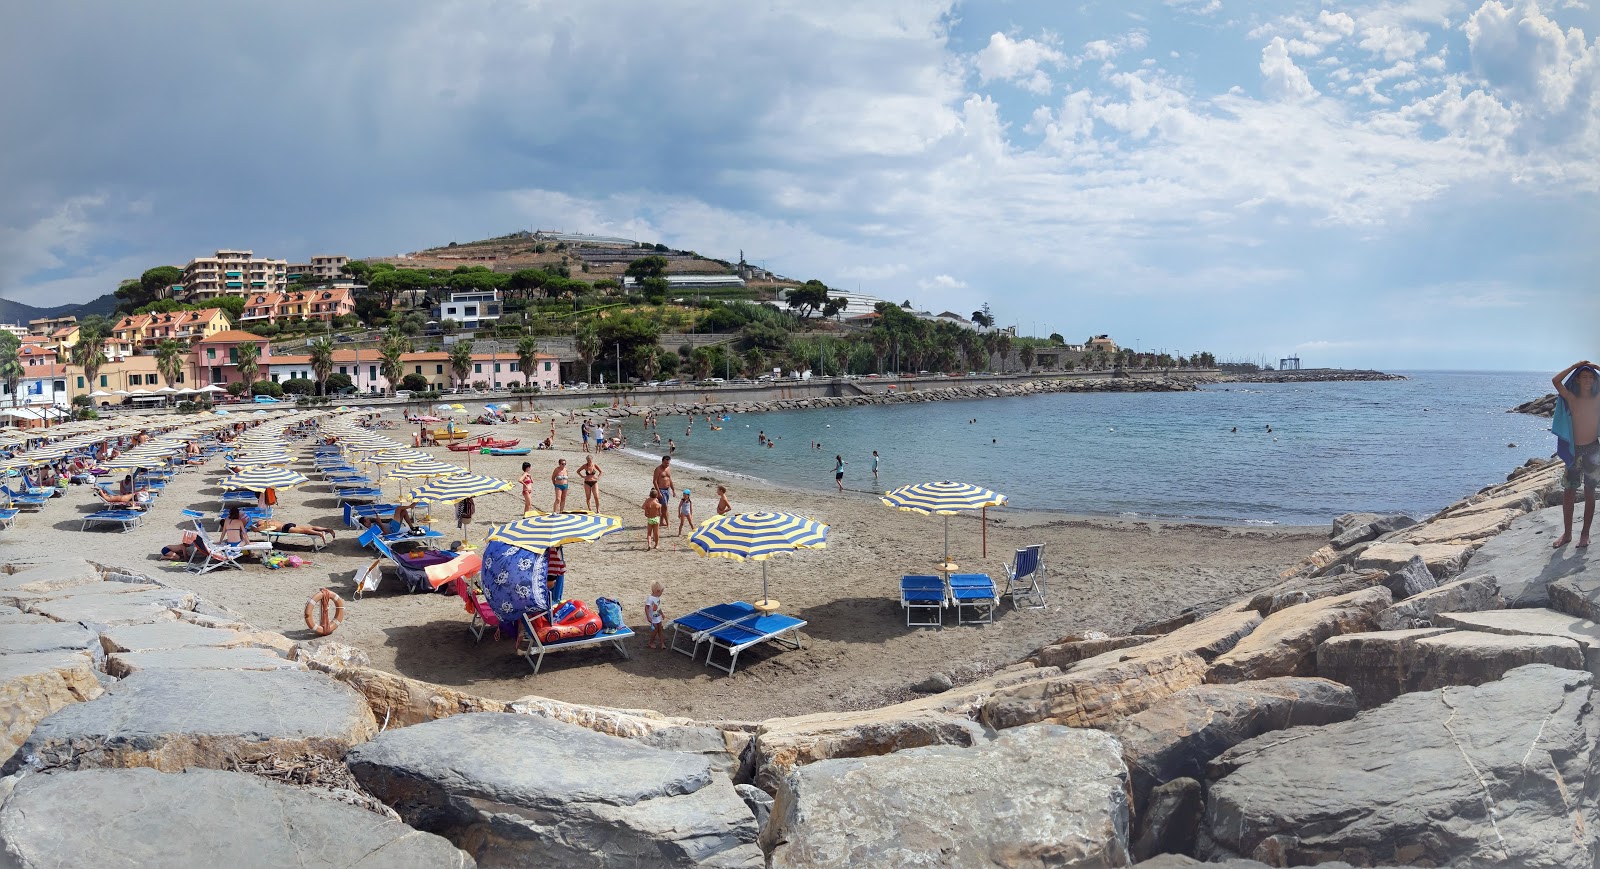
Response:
[687, 511, 829, 609]
[404, 473, 512, 504]
[880, 481, 1007, 566]
[489, 512, 623, 553]
[220, 467, 309, 492]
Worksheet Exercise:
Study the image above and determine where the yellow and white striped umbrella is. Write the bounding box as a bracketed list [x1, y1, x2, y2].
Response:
[219, 466, 309, 492]
[687, 511, 829, 608]
[404, 473, 512, 504]
[880, 481, 1007, 565]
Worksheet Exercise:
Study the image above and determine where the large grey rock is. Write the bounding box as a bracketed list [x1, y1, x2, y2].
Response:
[2, 668, 376, 775]
[1103, 678, 1356, 810]
[25, 587, 195, 629]
[0, 559, 104, 604]
[0, 767, 472, 868]
[1314, 628, 1453, 709]
[764, 724, 1131, 868]
[1549, 570, 1600, 623]
[1382, 555, 1438, 600]
[104, 646, 302, 678]
[1405, 630, 1583, 692]
[0, 651, 103, 768]
[1330, 514, 1415, 550]
[1204, 665, 1598, 867]
[347, 712, 761, 868]
[99, 620, 287, 654]
[1374, 573, 1500, 630]
[1245, 570, 1386, 616]
[0, 622, 99, 657]
[1132, 777, 1202, 863]
[1461, 505, 1591, 608]
[1207, 587, 1391, 683]
[1029, 635, 1154, 669]
[1331, 512, 1383, 538]
[1435, 608, 1600, 674]
[734, 784, 772, 833]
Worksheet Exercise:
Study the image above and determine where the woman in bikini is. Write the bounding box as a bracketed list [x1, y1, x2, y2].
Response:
[519, 461, 534, 515]
[219, 507, 251, 545]
[551, 459, 570, 512]
[249, 519, 337, 545]
[578, 456, 602, 511]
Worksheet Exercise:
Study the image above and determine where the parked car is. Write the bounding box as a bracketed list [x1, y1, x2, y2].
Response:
[335, 335, 353, 343]
[252, 395, 279, 404]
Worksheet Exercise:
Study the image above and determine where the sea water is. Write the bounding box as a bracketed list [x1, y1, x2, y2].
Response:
[619, 371, 1557, 526]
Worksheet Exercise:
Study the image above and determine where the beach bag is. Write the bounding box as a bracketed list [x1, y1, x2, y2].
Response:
[596, 597, 624, 633]
[264, 488, 278, 506]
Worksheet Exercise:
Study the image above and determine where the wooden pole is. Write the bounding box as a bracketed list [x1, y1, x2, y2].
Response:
[982, 506, 987, 559]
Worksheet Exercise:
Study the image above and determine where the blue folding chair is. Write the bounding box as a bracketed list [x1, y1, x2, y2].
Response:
[1004, 545, 1047, 610]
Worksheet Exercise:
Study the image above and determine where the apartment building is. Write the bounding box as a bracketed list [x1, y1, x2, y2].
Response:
[239, 288, 355, 325]
[312, 255, 349, 280]
[434, 290, 503, 329]
[268, 348, 560, 393]
[27, 315, 76, 336]
[182, 250, 288, 299]
[111, 308, 231, 348]
[0, 323, 27, 339]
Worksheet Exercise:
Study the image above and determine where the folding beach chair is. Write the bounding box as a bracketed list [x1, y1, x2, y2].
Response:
[221, 489, 259, 507]
[80, 509, 143, 532]
[343, 502, 398, 528]
[187, 524, 271, 574]
[1004, 544, 1047, 610]
[336, 487, 385, 505]
[948, 574, 999, 625]
[669, 602, 758, 659]
[453, 577, 503, 642]
[0, 506, 18, 530]
[702, 613, 808, 675]
[900, 575, 946, 628]
[517, 610, 634, 674]
[2, 485, 50, 511]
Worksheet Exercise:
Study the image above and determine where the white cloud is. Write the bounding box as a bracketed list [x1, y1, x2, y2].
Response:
[974, 32, 1065, 94]
[1167, 0, 1223, 14]
[1359, 24, 1432, 60]
[1464, 0, 1600, 132]
[1261, 37, 1320, 101]
[918, 274, 967, 289]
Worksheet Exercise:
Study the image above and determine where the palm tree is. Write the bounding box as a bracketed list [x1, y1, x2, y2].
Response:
[379, 334, 410, 395]
[69, 329, 109, 395]
[574, 322, 601, 384]
[980, 332, 1000, 372]
[636, 346, 660, 383]
[308, 338, 335, 395]
[0, 334, 22, 408]
[515, 336, 540, 388]
[448, 340, 474, 390]
[690, 347, 713, 381]
[995, 332, 1013, 374]
[234, 340, 261, 391]
[869, 330, 891, 374]
[744, 347, 767, 379]
[1020, 345, 1036, 373]
[154, 339, 185, 390]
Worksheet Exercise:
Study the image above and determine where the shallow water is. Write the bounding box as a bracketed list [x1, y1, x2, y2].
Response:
[614, 371, 1555, 526]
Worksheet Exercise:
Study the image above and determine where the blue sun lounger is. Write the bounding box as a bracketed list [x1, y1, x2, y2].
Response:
[2, 486, 50, 510]
[369, 534, 455, 594]
[702, 612, 808, 675]
[81, 509, 144, 532]
[0, 507, 18, 530]
[336, 487, 385, 505]
[900, 575, 946, 628]
[517, 611, 634, 674]
[356, 524, 443, 550]
[949, 573, 999, 625]
[343, 502, 398, 528]
[669, 602, 758, 659]
[221, 489, 258, 507]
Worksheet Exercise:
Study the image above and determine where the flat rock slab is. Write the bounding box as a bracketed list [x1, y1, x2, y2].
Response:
[0, 559, 103, 599]
[1204, 664, 1599, 867]
[1207, 587, 1391, 683]
[104, 646, 301, 678]
[1436, 608, 1600, 674]
[1374, 574, 1500, 630]
[1355, 541, 1473, 580]
[1, 668, 376, 776]
[99, 620, 275, 653]
[0, 650, 103, 768]
[1102, 677, 1357, 809]
[1315, 629, 1454, 709]
[1460, 506, 1592, 608]
[764, 724, 1131, 868]
[0, 767, 472, 868]
[347, 712, 761, 868]
[1390, 508, 1518, 545]
[1406, 631, 1583, 692]
[0, 622, 100, 657]
[25, 587, 195, 629]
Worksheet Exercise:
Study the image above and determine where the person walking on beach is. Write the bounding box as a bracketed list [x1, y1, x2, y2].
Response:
[579, 455, 603, 512]
[455, 497, 476, 530]
[716, 485, 731, 515]
[676, 489, 694, 536]
[519, 462, 534, 516]
[834, 454, 847, 491]
[644, 582, 666, 649]
[580, 420, 593, 454]
[871, 450, 880, 484]
[1553, 360, 1600, 549]
[551, 459, 570, 512]
[642, 489, 663, 550]
[653, 455, 675, 508]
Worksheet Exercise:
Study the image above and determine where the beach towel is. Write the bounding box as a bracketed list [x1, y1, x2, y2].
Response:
[1553, 365, 1600, 463]
[480, 540, 550, 639]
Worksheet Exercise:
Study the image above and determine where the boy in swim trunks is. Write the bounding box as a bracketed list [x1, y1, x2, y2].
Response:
[642, 488, 663, 550]
[1554, 360, 1600, 549]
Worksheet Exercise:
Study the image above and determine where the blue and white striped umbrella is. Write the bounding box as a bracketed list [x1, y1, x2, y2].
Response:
[405, 473, 512, 504]
[489, 512, 623, 552]
[687, 511, 829, 607]
[220, 466, 309, 492]
[880, 481, 1006, 565]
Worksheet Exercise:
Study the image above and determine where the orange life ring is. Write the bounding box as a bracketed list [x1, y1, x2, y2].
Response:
[304, 588, 345, 636]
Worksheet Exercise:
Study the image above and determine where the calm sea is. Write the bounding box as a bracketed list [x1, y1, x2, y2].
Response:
[618, 371, 1557, 526]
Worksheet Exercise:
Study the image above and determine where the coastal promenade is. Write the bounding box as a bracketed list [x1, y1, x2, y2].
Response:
[0, 438, 1592, 864]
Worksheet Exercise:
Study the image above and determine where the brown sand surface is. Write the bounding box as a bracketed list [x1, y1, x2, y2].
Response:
[4, 412, 1323, 721]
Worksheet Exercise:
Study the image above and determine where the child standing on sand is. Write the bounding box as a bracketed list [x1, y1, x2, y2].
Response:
[642, 489, 663, 550]
[644, 582, 666, 649]
[1553, 360, 1600, 549]
[834, 455, 847, 491]
[677, 489, 694, 536]
[716, 485, 731, 515]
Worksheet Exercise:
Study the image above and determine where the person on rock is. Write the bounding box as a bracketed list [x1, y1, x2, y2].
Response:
[1553, 360, 1600, 549]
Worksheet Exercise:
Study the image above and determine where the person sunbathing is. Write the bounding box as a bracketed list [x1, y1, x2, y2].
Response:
[94, 487, 148, 509]
[250, 519, 337, 544]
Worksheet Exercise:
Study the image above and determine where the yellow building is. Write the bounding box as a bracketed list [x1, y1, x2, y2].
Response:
[111, 308, 231, 349]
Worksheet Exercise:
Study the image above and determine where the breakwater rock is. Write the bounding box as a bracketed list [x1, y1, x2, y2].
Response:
[1216, 369, 1405, 384]
[1509, 392, 1557, 417]
[1, 455, 1594, 866]
[605, 376, 1198, 419]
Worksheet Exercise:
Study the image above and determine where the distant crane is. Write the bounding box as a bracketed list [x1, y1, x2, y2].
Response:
[1279, 355, 1302, 371]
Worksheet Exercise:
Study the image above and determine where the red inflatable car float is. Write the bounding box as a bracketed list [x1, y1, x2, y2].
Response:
[529, 599, 602, 644]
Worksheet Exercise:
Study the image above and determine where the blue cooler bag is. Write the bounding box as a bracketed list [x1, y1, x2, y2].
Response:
[595, 597, 624, 634]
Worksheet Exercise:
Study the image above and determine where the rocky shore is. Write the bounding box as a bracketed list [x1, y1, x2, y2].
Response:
[2, 455, 1591, 867]
[1509, 392, 1557, 417]
[602, 376, 1199, 419]
[1214, 369, 1406, 384]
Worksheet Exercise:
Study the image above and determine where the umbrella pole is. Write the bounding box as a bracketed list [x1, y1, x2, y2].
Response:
[761, 561, 770, 607]
[943, 514, 950, 565]
[982, 506, 987, 559]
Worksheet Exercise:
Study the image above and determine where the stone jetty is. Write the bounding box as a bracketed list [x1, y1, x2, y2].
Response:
[2, 453, 1596, 866]
[1509, 392, 1558, 416]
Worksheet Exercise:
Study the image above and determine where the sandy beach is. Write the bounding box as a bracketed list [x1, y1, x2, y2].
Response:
[3, 411, 1324, 721]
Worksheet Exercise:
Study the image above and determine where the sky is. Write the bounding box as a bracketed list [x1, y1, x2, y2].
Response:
[1, 0, 1596, 370]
